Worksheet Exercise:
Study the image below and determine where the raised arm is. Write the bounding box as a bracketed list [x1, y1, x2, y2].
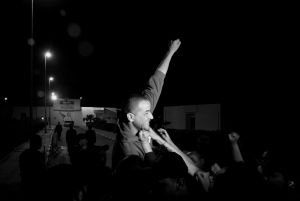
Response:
[156, 39, 181, 74]
[228, 132, 244, 162]
[142, 39, 181, 113]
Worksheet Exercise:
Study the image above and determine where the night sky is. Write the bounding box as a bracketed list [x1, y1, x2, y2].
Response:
[1, 1, 299, 138]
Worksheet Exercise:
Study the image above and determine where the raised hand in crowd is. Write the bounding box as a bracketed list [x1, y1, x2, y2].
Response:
[138, 130, 153, 154]
[168, 39, 181, 54]
[229, 132, 240, 143]
[228, 132, 244, 162]
[157, 128, 176, 148]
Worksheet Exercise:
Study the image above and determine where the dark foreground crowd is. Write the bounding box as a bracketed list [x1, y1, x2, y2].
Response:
[19, 127, 300, 201]
[19, 39, 299, 201]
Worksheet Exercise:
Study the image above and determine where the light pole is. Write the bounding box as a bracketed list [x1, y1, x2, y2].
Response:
[49, 77, 53, 129]
[4, 97, 8, 110]
[51, 93, 57, 126]
[80, 97, 83, 107]
[44, 52, 51, 133]
[29, 0, 34, 149]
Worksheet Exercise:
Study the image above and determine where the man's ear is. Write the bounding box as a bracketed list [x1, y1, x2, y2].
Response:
[176, 178, 185, 192]
[127, 113, 135, 122]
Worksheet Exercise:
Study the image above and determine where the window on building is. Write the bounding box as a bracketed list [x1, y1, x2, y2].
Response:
[186, 113, 195, 130]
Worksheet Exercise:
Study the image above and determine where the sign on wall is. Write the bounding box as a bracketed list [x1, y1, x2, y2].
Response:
[93, 108, 105, 114]
[53, 98, 81, 111]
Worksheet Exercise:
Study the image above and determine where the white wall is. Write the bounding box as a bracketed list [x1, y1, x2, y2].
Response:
[12, 106, 118, 127]
[12, 106, 49, 120]
[164, 104, 221, 131]
[51, 110, 83, 127]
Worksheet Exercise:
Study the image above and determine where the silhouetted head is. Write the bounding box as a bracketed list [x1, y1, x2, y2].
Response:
[30, 135, 42, 150]
[113, 155, 151, 201]
[149, 151, 190, 200]
[43, 164, 87, 201]
[187, 150, 205, 170]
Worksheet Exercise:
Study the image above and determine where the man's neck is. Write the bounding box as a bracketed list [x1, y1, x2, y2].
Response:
[126, 122, 139, 136]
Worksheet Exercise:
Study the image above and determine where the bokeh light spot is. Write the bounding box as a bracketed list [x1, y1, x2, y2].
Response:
[78, 41, 94, 57]
[27, 38, 35, 46]
[60, 9, 66, 16]
[67, 23, 81, 38]
[38, 91, 44, 97]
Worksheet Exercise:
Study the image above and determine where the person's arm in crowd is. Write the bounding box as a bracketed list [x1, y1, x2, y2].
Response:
[146, 127, 212, 192]
[154, 128, 211, 192]
[138, 130, 156, 166]
[228, 132, 244, 162]
[146, 128, 199, 176]
[194, 169, 211, 193]
[156, 128, 177, 148]
[138, 130, 153, 154]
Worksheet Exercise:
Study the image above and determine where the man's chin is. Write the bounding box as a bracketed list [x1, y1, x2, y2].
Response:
[141, 124, 150, 131]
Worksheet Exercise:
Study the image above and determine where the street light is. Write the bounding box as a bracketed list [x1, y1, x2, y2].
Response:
[44, 52, 51, 133]
[52, 93, 57, 100]
[4, 97, 8, 108]
[49, 77, 53, 129]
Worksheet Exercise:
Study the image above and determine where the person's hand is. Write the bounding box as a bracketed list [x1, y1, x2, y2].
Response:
[157, 128, 174, 146]
[228, 132, 240, 143]
[195, 170, 211, 192]
[138, 130, 153, 153]
[143, 128, 164, 144]
[138, 130, 150, 145]
[168, 39, 181, 54]
[257, 165, 263, 175]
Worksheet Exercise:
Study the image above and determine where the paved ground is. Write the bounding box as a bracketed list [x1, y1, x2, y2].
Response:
[46, 126, 116, 169]
[0, 125, 116, 201]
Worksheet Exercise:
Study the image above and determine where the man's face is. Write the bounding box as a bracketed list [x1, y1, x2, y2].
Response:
[132, 100, 153, 130]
